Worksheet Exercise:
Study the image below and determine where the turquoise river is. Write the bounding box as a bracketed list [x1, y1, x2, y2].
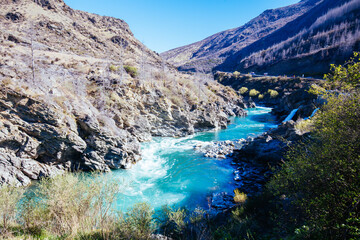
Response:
[108, 107, 277, 212]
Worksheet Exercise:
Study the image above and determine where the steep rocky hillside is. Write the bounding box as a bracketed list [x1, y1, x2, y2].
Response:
[161, 0, 323, 73]
[163, 0, 360, 77]
[0, 0, 248, 186]
[218, 0, 360, 76]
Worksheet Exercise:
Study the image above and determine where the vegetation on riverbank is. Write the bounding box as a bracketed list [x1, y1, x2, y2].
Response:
[213, 53, 360, 239]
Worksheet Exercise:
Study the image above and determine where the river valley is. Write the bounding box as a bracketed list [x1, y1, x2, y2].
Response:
[102, 107, 278, 212]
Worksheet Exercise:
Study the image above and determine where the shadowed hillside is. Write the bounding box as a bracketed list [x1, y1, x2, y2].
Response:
[161, 0, 322, 73]
[162, 0, 360, 77]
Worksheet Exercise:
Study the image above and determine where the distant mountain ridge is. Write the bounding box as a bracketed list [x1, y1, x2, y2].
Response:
[162, 0, 360, 76]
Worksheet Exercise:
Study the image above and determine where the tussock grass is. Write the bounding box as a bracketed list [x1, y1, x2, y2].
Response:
[234, 189, 247, 204]
[295, 119, 314, 134]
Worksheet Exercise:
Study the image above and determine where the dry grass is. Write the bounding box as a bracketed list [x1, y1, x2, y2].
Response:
[295, 119, 314, 134]
[233, 189, 247, 204]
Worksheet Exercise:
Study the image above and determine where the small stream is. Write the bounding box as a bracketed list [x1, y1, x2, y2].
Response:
[107, 107, 277, 212]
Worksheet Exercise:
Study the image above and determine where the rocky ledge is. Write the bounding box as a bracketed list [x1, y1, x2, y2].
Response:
[194, 139, 246, 159]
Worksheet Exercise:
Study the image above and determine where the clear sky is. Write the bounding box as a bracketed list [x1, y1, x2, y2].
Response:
[64, 0, 300, 53]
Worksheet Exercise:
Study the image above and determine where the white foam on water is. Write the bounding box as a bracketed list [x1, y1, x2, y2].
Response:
[283, 109, 299, 122]
[254, 106, 273, 110]
[233, 123, 265, 129]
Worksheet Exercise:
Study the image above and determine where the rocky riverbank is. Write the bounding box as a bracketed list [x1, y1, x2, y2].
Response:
[205, 119, 311, 211]
[215, 72, 321, 121]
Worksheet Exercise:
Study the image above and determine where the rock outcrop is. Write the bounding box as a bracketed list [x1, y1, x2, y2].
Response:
[231, 121, 309, 194]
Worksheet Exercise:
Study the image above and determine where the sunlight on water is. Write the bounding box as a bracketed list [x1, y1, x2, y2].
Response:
[105, 107, 277, 212]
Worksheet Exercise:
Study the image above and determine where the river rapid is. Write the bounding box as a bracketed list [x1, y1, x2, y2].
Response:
[107, 107, 277, 212]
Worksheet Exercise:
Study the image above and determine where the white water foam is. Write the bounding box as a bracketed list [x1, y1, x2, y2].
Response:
[283, 109, 298, 122]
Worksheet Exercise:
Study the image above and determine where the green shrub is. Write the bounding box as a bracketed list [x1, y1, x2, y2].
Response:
[258, 94, 264, 100]
[109, 64, 119, 72]
[249, 89, 260, 97]
[323, 52, 360, 91]
[167, 208, 187, 233]
[267, 89, 279, 98]
[123, 202, 154, 239]
[239, 87, 248, 95]
[233, 71, 241, 78]
[268, 55, 360, 239]
[124, 65, 138, 78]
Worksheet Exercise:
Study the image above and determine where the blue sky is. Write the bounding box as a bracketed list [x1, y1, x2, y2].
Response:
[64, 0, 300, 53]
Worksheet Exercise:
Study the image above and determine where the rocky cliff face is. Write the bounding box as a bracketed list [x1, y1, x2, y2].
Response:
[161, 0, 322, 73]
[0, 0, 248, 185]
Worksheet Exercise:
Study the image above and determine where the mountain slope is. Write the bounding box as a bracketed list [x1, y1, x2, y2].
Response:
[161, 0, 323, 73]
[217, 0, 360, 76]
[162, 0, 360, 77]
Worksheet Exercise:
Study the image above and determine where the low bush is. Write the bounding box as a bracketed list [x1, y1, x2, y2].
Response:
[258, 94, 264, 100]
[267, 89, 279, 98]
[109, 64, 119, 72]
[249, 89, 260, 97]
[295, 119, 314, 134]
[233, 189, 247, 204]
[124, 65, 138, 78]
[239, 87, 248, 95]
[233, 71, 241, 78]
[122, 202, 155, 239]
